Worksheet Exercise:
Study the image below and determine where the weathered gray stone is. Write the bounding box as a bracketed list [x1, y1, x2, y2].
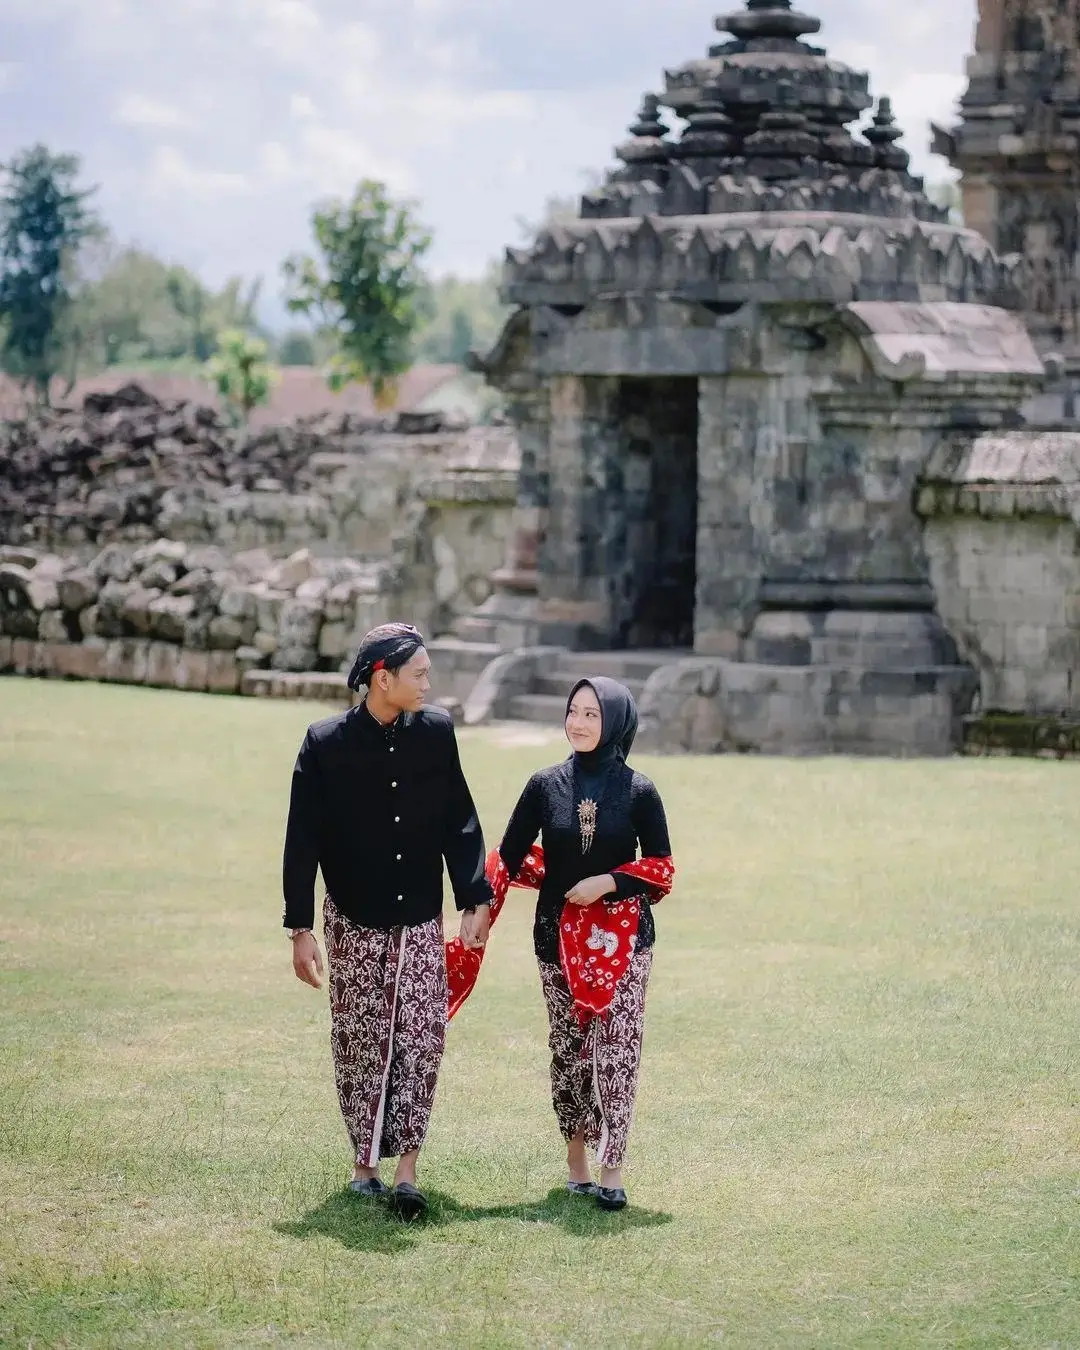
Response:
[121, 587, 162, 635]
[139, 560, 181, 591]
[145, 641, 181, 688]
[132, 538, 187, 569]
[207, 651, 240, 693]
[208, 615, 251, 650]
[318, 621, 350, 660]
[25, 574, 60, 612]
[0, 562, 32, 603]
[37, 609, 68, 643]
[89, 545, 133, 583]
[271, 598, 323, 671]
[218, 586, 258, 621]
[58, 570, 97, 613]
[174, 650, 210, 692]
[267, 548, 315, 591]
[448, 0, 1070, 753]
[147, 594, 195, 642]
[235, 645, 267, 671]
[233, 548, 273, 580]
[296, 576, 330, 604]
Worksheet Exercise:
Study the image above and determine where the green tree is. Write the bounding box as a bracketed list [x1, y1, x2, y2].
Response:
[0, 144, 100, 403]
[282, 179, 431, 407]
[277, 328, 317, 366]
[206, 328, 275, 423]
[167, 269, 261, 363]
[412, 261, 510, 365]
[66, 242, 266, 374]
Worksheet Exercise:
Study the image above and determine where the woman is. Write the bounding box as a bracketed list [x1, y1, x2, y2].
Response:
[495, 677, 674, 1211]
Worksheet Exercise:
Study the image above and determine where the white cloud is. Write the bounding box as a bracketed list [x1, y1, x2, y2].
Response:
[147, 147, 252, 200]
[251, 0, 325, 62]
[113, 93, 190, 130]
[0, 0, 979, 313]
[289, 94, 318, 121]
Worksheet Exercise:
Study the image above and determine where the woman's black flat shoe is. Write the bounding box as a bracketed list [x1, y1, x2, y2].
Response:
[595, 1186, 627, 1211]
[348, 1176, 389, 1197]
[390, 1181, 429, 1222]
[567, 1180, 598, 1197]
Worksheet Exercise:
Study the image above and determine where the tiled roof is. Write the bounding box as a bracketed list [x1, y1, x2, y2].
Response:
[0, 364, 462, 425]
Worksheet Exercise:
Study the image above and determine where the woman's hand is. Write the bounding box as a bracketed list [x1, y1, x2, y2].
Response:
[565, 874, 616, 906]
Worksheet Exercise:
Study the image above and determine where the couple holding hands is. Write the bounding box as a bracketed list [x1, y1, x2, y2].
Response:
[282, 623, 674, 1222]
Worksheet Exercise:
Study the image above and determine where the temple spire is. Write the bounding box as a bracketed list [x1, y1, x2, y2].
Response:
[716, 0, 821, 44]
[864, 97, 910, 172]
[615, 93, 670, 173]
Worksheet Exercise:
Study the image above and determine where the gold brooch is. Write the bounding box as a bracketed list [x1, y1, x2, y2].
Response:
[577, 798, 597, 853]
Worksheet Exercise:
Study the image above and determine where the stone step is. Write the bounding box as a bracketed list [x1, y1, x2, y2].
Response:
[243, 669, 353, 702]
[427, 637, 503, 671]
[537, 672, 647, 700]
[552, 650, 686, 681]
[427, 637, 505, 704]
[507, 693, 569, 726]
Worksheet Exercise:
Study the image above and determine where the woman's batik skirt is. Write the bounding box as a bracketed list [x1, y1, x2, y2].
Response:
[324, 896, 447, 1166]
[538, 946, 652, 1169]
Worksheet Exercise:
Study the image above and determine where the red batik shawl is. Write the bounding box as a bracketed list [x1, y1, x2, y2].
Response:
[446, 846, 673, 1022]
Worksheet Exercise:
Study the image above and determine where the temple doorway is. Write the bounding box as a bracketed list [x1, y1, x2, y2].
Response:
[608, 377, 698, 649]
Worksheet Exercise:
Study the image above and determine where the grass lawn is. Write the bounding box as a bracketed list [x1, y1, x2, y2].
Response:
[1, 677, 1078, 1349]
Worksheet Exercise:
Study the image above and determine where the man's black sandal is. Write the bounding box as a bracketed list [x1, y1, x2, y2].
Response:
[567, 1181, 598, 1197]
[348, 1177, 390, 1198]
[390, 1181, 429, 1221]
[596, 1186, 628, 1211]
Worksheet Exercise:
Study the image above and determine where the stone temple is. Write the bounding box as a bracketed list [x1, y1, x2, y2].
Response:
[443, 0, 1053, 753]
[933, 0, 1080, 420]
[9, 0, 1080, 757]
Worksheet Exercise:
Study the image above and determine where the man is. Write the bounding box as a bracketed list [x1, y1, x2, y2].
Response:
[282, 622, 491, 1220]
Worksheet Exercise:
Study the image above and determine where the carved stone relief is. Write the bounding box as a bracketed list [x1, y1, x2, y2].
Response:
[1002, 0, 1080, 56]
[999, 191, 1080, 336]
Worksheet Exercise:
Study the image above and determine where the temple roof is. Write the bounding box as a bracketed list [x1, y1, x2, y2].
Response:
[931, 0, 1080, 172]
[580, 0, 944, 224]
[499, 2, 1021, 313]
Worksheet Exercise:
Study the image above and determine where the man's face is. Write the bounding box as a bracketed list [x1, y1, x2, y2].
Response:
[383, 647, 431, 713]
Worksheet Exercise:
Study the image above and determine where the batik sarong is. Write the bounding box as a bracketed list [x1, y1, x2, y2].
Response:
[324, 896, 447, 1166]
[538, 945, 653, 1169]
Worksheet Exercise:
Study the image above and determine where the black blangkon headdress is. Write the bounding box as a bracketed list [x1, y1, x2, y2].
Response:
[346, 623, 425, 692]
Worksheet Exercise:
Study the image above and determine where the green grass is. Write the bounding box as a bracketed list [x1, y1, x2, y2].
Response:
[1, 677, 1078, 1349]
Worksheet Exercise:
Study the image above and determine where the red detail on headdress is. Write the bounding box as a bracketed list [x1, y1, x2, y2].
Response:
[372, 659, 385, 671]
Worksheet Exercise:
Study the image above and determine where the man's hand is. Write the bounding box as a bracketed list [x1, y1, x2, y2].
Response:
[292, 931, 325, 989]
[460, 905, 491, 950]
[565, 874, 616, 906]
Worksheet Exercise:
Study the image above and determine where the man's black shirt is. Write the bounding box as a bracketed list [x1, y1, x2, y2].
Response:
[282, 703, 492, 930]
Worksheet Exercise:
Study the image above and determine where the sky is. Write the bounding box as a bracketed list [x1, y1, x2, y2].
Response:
[0, 0, 975, 326]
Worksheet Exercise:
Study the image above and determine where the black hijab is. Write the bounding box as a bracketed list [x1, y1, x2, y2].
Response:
[565, 677, 638, 789]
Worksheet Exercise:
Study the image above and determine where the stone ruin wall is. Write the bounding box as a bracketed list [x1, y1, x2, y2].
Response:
[0, 385, 518, 702]
[918, 429, 1080, 718]
[5, 382, 1080, 738]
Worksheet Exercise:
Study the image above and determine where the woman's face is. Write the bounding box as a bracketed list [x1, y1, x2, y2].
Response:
[565, 684, 602, 753]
